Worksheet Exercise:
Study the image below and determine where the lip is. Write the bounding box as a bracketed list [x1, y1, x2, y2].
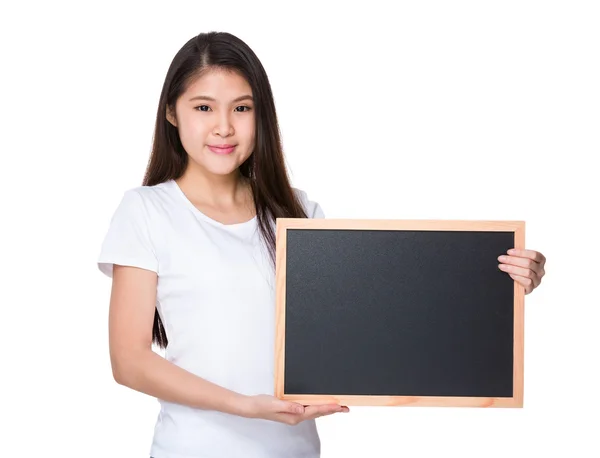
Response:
[208, 144, 236, 155]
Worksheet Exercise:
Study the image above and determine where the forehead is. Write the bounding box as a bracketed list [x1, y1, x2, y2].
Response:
[183, 68, 252, 99]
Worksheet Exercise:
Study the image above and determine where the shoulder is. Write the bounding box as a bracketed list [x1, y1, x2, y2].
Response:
[125, 181, 170, 201]
[102, 182, 177, 235]
[291, 187, 325, 219]
[118, 181, 173, 214]
[291, 186, 308, 202]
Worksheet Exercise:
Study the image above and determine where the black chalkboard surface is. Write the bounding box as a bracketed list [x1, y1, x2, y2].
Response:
[274, 219, 525, 408]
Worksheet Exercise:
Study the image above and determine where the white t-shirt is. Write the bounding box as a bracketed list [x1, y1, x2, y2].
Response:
[97, 179, 325, 458]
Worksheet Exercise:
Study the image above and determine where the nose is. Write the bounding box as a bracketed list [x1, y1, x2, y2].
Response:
[213, 111, 234, 137]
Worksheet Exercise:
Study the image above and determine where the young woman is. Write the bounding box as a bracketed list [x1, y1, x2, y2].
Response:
[97, 31, 546, 458]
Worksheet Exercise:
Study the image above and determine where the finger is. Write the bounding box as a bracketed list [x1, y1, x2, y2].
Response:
[309, 409, 343, 420]
[304, 404, 343, 417]
[498, 254, 536, 270]
[498, 255, 545, 279]
[321, 405, 349, 414]
[498, 263, 538, 279]
[277, 402, 305, 415]
[306, 404, 342, 414]
[509, 273, 535, 294]
[507, 249, 545, 264]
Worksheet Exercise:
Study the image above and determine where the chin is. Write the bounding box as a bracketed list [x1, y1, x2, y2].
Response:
[202, 162, 243, 176]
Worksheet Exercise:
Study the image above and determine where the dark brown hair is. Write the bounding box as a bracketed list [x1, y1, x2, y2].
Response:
[141, 32, 308, 349]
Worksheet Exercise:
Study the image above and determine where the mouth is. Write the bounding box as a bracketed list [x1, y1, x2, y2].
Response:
[208, 145, 236, 155]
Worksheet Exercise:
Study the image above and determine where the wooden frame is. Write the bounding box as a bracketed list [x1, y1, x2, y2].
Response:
[274, 219, 525, 408]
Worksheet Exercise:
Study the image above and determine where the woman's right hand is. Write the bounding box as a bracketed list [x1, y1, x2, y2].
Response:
[240, 394, 350, 425]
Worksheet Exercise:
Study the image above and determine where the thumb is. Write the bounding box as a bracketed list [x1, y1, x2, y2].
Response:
[278, 401, 305, 414]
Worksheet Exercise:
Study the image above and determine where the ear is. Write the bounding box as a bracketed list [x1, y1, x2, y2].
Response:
[166, 105, 177, 127]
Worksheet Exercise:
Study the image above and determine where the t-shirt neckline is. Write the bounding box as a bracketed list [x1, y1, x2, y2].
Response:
[167, 179, 258, 230]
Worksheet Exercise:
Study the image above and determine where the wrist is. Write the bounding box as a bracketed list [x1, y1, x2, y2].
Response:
[227, 392, 252, 418]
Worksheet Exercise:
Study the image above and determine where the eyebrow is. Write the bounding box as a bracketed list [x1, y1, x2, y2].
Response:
[188, 95, 254, 103]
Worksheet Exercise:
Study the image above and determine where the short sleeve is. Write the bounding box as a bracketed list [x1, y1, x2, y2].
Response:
[311, 201, 325, 219]
[97, 189, 159, 278]
[293, 187, 325, 219]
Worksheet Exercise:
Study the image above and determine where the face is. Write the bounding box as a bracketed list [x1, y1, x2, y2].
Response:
[166, 68, 255, 178]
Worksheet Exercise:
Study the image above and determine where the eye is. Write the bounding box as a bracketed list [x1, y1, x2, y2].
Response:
[196, 105, 211, 112]
[235, 106, 252, 112]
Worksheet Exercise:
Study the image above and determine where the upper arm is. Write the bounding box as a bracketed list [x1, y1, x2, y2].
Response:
[109, 265, 157, 381]
[293, 187, 326, 219]
[96, 189, 160, 381]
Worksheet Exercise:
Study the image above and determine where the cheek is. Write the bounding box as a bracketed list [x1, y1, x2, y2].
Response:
[178, 117, 210, 146]
[240, 118, 256, 145]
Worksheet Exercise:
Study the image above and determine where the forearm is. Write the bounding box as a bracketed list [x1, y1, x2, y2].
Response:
[113, 349, 248, 416]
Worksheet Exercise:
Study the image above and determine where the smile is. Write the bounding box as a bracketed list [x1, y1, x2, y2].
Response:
[208, 145, 236, 155]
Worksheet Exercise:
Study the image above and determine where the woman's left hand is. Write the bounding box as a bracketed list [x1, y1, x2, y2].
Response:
[497, 249, 546, 294]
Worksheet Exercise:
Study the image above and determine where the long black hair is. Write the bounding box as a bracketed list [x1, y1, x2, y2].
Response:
[142, 32, 308, 349]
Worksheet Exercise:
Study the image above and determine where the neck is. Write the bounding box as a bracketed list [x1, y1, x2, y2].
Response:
[175, 166, 251, 209]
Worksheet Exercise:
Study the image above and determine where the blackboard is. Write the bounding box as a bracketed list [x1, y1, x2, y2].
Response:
[274, 219, 525, 408]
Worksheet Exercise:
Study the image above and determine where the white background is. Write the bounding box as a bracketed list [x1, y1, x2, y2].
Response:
[2, 1, 599, 457]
